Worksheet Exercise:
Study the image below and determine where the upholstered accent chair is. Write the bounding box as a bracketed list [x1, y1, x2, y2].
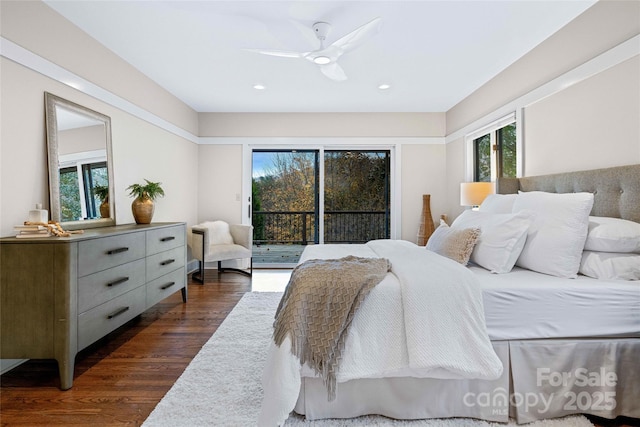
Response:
[190, 221, 253, 282]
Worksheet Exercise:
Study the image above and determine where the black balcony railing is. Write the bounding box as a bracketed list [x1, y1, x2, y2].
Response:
[324, 211, 389, 243]
[252, 210, 389, 245]
[253, 211, 315, 245]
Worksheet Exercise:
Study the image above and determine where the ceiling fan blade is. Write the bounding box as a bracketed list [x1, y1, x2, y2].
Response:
[330, 17, 381, 53]
[244, 48, 306, 59]
[320, 62, 347, 81]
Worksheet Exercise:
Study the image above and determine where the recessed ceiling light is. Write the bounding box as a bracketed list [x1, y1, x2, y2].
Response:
[313, 56, 331, 65]
[378, 84, 391, 90]
[253, 84, 266, 90]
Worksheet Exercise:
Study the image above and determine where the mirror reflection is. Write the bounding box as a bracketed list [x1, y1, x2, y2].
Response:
[45, 93, 115, 229]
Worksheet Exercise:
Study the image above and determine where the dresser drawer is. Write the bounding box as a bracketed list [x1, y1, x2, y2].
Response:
[78, 259, 146, 313]
[146, 266, 186, 308]
[78, 232, 146, 277]
[77, 286, 146, 350]
[146, 224, 185, 256]
[146, 246, 185, 282]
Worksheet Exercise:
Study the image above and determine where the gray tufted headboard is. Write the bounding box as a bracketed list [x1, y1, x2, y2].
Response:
[496, 164, 640, 223]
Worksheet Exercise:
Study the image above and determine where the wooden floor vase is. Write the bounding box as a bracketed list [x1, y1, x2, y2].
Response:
[417, 194, 435, 246]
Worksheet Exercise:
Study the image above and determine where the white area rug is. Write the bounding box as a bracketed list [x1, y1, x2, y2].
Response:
[142, 292, 593, 427]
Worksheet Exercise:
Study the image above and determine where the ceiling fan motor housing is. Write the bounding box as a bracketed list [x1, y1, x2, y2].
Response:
[313, 22, 331, 41]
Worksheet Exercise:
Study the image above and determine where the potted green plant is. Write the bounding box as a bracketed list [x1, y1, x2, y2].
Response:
[92, 185, 110, 218]
[126, 179, 165, 224]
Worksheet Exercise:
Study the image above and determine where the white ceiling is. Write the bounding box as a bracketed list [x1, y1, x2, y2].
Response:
[44, 1, 596, 113]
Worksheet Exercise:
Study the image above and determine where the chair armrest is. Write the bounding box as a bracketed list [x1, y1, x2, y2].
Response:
[229, 224, 253, 250]
[190, 225, 209, 261]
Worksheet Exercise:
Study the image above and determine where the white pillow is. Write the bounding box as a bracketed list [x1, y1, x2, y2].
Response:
[425, 220, 481, 266]
[580, 251, 640, 281]
[584, 216, 640, 253]
[451, 209, 534, 274]
[513, 191, 594, 278]
[203, 220, 234, 245]
[479, 194, 518, 214]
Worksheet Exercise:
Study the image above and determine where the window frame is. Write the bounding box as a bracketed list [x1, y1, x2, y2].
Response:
[249, 145, 395, 245]
[465, 112, 522, 182]
[243, 141, 400, 247]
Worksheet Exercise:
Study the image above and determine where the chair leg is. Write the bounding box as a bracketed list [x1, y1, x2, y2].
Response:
[192, 260, 204, 284]
[218, 258, 252, 277]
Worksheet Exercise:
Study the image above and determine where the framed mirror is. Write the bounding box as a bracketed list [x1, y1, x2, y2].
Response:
[45, 92, 115, 229]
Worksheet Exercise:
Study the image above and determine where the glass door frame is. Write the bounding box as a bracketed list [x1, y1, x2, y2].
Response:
[323, 149, 391, 243]
[242, 140, 400, 265]
[252, 148, 320, 246]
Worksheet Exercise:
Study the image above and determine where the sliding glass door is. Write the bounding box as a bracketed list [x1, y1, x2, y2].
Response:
[251, 148, 391, 265]
[324, 150, 390, 243]
[252, 150, 318, 264]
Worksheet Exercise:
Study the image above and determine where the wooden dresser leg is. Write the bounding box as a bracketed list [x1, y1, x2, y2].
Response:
[57, 357, 74, 390]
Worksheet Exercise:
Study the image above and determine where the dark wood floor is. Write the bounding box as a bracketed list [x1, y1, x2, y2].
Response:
[1, 271, 638, 426]
[0, 271, 252, 426]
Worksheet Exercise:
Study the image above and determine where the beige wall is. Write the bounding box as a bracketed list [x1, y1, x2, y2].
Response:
[523, 55, 640, 176]
[199, 113, 445, 137]
[197, 145, 244, 224]
[0, 3, 199, 237]
[444, 138, 466, 221]
[400, 144, 447, 242]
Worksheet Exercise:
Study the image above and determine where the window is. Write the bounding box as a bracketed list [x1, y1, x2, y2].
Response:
[469, 115, 517, 182]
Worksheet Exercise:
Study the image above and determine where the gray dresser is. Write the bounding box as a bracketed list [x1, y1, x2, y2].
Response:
[0, 222, 187, 389]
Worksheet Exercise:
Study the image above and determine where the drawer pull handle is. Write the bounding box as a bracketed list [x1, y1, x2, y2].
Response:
[107, 277, 129, 287]
[107, 306, 130, 320]
[161, 236, 175, 242]
[107, 247, 129, 255]
[160, 281, 176, 290]
[160, 259, 175, 266]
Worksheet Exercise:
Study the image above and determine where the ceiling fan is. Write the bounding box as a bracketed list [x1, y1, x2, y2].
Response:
[246, 17, 381, 82]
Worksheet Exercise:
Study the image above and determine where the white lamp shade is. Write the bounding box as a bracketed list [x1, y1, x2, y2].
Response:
[460, 182, 494, 206]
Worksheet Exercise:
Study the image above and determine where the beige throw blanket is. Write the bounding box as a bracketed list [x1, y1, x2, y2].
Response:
[273, 255, 391, 400]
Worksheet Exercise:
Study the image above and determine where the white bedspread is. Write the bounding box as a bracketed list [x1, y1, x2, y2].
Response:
[258, 240, 503, 427]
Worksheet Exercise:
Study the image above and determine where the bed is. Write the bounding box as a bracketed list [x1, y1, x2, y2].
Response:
[259, 164, 640, 426]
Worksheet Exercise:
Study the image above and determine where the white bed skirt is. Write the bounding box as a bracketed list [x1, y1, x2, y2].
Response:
[294, 338, 639, 424]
